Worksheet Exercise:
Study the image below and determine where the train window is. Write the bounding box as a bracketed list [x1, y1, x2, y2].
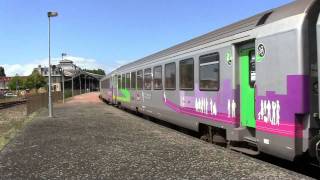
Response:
[107, 78, 110, 89]
[249, 50, 256, 88]
[137, 70, 143, 90]
[199, 52, 219, 91]
[122, 74, 125, 89]
[153, 66, 162, 90]
[180, 58, 194, 90]
[144, 68, 152, 90]
[131, 72, 136, 90]
[165, 62, 176, 90]
[113, 76, 117, 88]
[118, 75, 122, 89]
[101, 79, 105, 89]
[105, 78, 110, 89]
[126, 73, 130, 89]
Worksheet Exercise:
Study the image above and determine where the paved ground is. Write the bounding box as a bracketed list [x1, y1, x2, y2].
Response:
[0, 93, 314, 179]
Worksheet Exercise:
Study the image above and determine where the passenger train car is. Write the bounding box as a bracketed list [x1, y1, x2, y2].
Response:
[101, 0, 320, 163]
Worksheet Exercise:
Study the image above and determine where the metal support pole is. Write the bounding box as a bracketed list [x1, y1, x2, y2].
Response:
[89, 78, 91, 92]
[62, 70, 65, 103]
[84, 75, 87, 93]
[48, 17, 53, 118]
[79, 74, 82, 94]
[72, 76, 74, 97]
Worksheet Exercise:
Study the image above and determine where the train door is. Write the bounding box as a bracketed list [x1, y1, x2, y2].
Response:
[240, 47, 256, 128]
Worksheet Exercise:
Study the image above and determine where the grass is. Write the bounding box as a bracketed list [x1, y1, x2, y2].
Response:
[0, 111, 39, 150]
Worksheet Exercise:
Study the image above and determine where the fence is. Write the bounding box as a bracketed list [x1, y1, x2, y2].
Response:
[26, 92, 62, 115]
[2, 90, 93, 115]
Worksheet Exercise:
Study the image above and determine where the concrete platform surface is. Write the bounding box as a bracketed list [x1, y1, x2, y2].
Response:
[0, 93, 314, 179]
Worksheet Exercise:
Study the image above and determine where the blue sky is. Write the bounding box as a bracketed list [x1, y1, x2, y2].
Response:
[0, 0, 293, 76]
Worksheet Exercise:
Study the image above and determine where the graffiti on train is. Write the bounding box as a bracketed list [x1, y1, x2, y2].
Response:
[257, 100, 281, 126]
[195, 97, 218, 116]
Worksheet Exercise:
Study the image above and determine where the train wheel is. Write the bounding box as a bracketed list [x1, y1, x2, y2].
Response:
[309, 134, 320, 159]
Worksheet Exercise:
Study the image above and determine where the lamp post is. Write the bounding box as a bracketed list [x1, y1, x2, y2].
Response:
[48, 11, 58, 118]
[61, 53, 66, 103]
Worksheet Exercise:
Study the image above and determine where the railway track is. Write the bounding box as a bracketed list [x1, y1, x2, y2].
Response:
[0, 99, 27, 110]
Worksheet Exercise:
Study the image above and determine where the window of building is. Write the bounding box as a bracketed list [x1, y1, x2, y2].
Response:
[179, 58, 194, 90]
[118, 75, 121, 89]
[153, 66, 162, 90]
[199, 52, 219, 91]
[122, 74, 125, 89]
[137, 70, 143, 90]
[131, 72, 136, 90]
[126, 73, 130, 89]
[165, 62, 176, 90]
[144, 68, 152, 90]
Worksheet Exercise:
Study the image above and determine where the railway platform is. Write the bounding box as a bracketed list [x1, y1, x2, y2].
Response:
[0, 93, 314, 179]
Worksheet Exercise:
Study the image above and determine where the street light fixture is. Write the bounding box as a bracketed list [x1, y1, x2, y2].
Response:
[48, 11, 58, 118]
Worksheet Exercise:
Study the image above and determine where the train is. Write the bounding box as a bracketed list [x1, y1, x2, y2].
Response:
[100, 0, 320, 164]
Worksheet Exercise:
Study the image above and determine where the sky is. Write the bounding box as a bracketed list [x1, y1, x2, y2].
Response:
[0, 0, 293, 76]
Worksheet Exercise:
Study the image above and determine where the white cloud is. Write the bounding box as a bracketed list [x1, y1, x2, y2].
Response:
[0, 56, 135, 77]
[0, 63, 38, 76]
[0, 56, 104, 77]
[105, 60, 132, 73]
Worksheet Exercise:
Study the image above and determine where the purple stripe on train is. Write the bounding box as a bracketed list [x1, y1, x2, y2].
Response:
[164, 80, 240, 126]
[163, 75, 309, 138]
[255, 75, 309, 138]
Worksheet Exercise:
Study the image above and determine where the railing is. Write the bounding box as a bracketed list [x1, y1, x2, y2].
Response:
[26, 92, 62, 115]
[0, 90, 95, 114]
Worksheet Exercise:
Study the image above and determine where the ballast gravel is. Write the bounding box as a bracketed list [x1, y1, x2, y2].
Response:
[0, 93, 314, 179]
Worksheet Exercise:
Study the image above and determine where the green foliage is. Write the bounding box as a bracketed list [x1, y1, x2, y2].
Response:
[8, 76, 25, 90]
[8, 70, 47, 90]
[24, 70, 47, 89]
[83, 68, 105, 75]
[0, 66, 5, 77]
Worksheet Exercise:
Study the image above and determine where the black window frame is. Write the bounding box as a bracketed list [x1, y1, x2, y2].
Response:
[249, 50, 256, 88]
[104, 78, 110, 89]
[179, 58, 194, 90]
[144, 68, 152, 90]
[137, 70, 143, 90]
[118, 75, 122, 89]
[131, 71, 137, 90]
[165, 62, 176, 90]
[126, 73, 130, 89]
[153, 65, 163, 90]
[199, 52, 220, 91]
[121, 74, 125, 89]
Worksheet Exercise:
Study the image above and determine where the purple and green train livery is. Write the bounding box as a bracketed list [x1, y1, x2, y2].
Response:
[100, 0, 320, 163]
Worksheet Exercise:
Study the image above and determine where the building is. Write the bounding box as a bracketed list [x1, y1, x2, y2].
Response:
[34, 59, 103, 92]
[35, 59, 81, 91]
[0, 77, 11, 91]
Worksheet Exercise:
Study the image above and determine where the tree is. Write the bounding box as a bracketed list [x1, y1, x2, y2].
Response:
[0, 66, 5, 77]
[24, 70, 47, 89]
[8, 75, 25, 90]
[8, 71, 46, 91]
[83, 68, 105, 75]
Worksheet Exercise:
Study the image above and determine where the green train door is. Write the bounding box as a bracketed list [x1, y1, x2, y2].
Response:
[240, 48, 256, 128]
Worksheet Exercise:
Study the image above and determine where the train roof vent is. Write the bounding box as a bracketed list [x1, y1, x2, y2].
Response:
[256, 11, 273, 26]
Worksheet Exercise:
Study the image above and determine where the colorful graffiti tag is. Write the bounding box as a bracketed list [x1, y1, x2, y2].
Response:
[114, 89, 131, 103]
